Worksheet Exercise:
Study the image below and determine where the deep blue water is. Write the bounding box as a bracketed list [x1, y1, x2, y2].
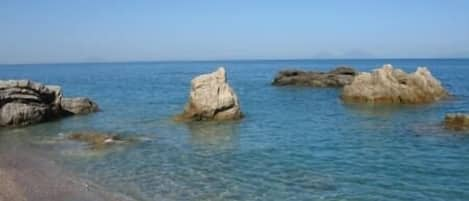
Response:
[1, 59, 469, 201]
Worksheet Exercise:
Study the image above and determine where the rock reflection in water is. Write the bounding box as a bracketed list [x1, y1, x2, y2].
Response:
[342, 102, 425, 132]
[185, 121, 240, 153]
[343, 102, 428, 118]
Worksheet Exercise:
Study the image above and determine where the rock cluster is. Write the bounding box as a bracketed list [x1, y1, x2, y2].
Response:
[177, 67, 243, 121]
[444, 113, 469, 131]
[342, 64, 448, 104]
[272, 67, 357, 87]
[0, 80, 98, 127]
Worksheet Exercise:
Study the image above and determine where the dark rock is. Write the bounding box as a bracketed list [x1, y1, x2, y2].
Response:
[328, 67, 357, 75]
[272, 66, 357, 87]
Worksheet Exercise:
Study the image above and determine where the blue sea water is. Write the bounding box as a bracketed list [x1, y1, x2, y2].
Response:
[1, 59, 469, 201]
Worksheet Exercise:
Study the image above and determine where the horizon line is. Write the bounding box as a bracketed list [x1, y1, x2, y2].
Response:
[1, 57, 469, 66]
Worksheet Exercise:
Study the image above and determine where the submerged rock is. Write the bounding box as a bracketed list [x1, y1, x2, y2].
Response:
[68, 132, 123, 149]
[0, 80, 98, 127]
[342, 64, 448, 104]
[272, 66, 357, 87]
[61, 97, 99, 115]
[444, 113, 469, 131]
[176, 67, 243, 121]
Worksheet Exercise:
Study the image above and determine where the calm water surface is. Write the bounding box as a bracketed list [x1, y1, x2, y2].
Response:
[1, 59, 469, 201]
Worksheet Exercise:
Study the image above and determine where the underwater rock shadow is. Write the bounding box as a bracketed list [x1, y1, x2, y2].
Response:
[184, 121, 241, 152]
[342, 101, 436, 119]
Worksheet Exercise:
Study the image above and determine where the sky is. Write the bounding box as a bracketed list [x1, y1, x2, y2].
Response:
[1, 0, 468, 64]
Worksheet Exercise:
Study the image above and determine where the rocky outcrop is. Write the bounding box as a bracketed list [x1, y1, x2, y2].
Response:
[0, 80, 98, 127]
[61, 97, 99, 115]
[176, 67, 243, 121]
[272, 67, 357, 87]
[0, 80, 62, 126]
[342, 64, 448, 104]
[444, 113, 469, 131]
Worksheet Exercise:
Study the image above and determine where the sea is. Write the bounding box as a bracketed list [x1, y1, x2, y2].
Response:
[1, 59, 469, 201]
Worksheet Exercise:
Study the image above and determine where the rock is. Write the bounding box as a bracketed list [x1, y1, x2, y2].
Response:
[0, 80, 98, 127]
[0, 80, 62, 126]
[0, 102, 49, 126]
[342, 64, 448, 104]
[444, 113, 469, 131]
[177, 67, 243, 121]
[272, 66, 358, 87]
[61, 97, 99, 115]
[328, 67, 357, 75]
[68, 132, 123, 149]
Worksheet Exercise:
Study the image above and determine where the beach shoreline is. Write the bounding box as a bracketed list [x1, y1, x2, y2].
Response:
[0, 140, 136, 201]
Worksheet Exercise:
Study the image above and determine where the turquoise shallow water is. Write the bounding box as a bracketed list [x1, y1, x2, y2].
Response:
[1, 59, 469, 201]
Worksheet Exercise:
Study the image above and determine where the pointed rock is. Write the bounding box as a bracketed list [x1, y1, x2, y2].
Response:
[177, 67, 243, 121]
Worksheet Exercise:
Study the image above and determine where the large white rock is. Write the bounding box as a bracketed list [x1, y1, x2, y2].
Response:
[342, 64, 448, 104]
[177, 67, 242, 121]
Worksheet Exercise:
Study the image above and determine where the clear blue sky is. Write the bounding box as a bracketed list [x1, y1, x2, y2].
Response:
[1, 0, 468, 64]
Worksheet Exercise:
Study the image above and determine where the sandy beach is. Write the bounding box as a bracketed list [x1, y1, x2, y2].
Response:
[0, 140, 135, 201]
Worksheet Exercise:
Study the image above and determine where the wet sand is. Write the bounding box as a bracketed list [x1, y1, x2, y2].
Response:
[0, 141, 135, 201]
